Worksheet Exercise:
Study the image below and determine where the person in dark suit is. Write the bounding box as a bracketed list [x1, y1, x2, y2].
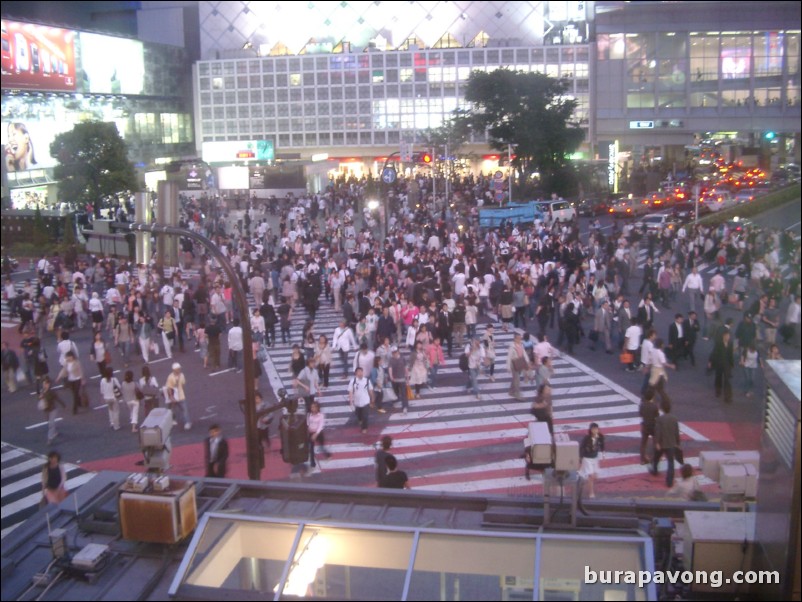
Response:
[435, 303, 453, 357]
[685, 311, 700, 366]
[709, 330, 735, 403]
[667, 314, 688, 367]
[650, 400, 680, 487]
[204, 424, 229, 478]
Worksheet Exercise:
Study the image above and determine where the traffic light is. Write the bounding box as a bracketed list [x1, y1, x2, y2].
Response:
[412, 150, 433, 164]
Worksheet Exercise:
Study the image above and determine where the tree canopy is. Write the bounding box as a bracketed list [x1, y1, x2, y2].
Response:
[50, 121, 138, 207]
[460, 69, 584, 194]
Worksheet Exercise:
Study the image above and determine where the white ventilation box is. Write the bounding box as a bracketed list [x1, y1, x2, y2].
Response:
[526, 422, 553, 465]
[699, 450, 759, 481]
[140, 408, 173, 448]
[554, 440, 580, 471]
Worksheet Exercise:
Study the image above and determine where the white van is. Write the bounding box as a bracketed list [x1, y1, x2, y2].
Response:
[537, 200, 576, 224]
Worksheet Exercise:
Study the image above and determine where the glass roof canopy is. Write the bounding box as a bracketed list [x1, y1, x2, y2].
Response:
[170, 512, 656, 600]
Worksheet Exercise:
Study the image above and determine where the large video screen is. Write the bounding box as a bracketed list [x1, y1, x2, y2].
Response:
[79, 32, 144, 95]
[202, 139, 275, 163]
[1, 20, 76, 91]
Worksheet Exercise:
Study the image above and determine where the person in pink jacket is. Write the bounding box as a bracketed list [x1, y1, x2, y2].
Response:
[426, 336, 446, 389]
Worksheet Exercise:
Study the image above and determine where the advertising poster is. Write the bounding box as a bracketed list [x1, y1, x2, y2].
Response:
[79, 32, 144, 95]
[1, 20, 76, 91]
[2, 119, 69, 173]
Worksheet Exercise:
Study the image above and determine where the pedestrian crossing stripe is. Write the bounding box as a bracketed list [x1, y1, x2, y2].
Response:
[0, 443, 95, 540]
[247, 301, 709, 495]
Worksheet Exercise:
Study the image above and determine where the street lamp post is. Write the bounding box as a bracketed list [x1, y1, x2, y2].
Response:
[128, 222, 262, 481]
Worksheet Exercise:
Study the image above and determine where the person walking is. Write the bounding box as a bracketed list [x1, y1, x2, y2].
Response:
[99, 366, 123, 431]
[227, 318, 244, 371]
[682, 266, 704, 313]
[379, 454, 410, 489]
[158, 309, 178, 359]
[1, 341, 20, 393]
[306, 401, 330, 474]
[204, 424, 229, 478]
[482, 324, 496, 381]
[387, 346, 409, 414]
[741, 343, 761, 398]
[138, 313, 154, 364]
[591, 300, 613, 353]
[314, 335, 332, 389]
[138, 365, 160, 417]
[407, 341, 429, 399]
[120, 370, 140, 432]
[639, 388, 659, 465]
[205, 320, 222, 370]
[710, 331, 735, 403]
[374, 435, 393, 486]
[369, 355, 387, 414]
[507, 332, 529, 401]
[39, 376, 66, 445]
[295, 357, 319, 413]
[114, 315, 134, 367]
[426, 336, 445, 389]
[165, 362, 191, 430]
[348, 366, 373, 434]
[56, 351, 84, 415]
[650, 400, 680, 487]
[41, 451, 68, 505]
[466, 337, 484, 400]
[332, 319, 357, 375]
[579, 423, 605, 498]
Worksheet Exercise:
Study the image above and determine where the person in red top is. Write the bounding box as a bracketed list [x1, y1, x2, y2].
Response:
[426, 336, 445, 389]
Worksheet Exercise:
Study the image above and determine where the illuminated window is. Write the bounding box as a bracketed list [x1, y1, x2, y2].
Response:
[289, 73, 301, 86]
[212, 77, 223, 90]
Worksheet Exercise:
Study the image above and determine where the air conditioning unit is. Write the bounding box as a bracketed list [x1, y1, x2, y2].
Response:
[699, 450, 759, 481]
[555, 440, 580, 471]
[526, 422, 552, 465]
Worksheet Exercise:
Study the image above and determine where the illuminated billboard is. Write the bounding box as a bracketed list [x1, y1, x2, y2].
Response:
[2, 119, 70, 172]
[1, 20, 76, 91]
[202, 139, 275, 164]
[78, 32, 144, 95]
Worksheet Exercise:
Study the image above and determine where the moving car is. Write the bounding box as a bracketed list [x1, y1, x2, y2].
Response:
[576, 198, 610, 217]
[535, 200, 576, 224]
[671, 201, 711, 222]
[609, 196, 648, 218]
[634, 213, 680, 233]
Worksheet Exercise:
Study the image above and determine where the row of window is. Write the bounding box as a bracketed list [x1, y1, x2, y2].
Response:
[626, 86, 799, 109]
[198, 80, 589, 108]
[197, 47, 590, 76]
[201, 130, 481, 147]
[199, 64, 589, 93]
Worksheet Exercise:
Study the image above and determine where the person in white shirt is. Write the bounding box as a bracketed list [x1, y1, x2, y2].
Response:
[348, 366, 373, 434]
[681, 267, 704, 312]
[99, 366, 123, 431]
[227, 319, 244, 371]
[332, 320, 357, 375]
[306, 401, 330, 474]
[533, 333, 559, 362]
[624, 318, 643, 372]
[353, 343, 375, 377]
[639, 329, 657, 395]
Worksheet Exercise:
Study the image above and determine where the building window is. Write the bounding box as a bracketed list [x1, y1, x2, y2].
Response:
[290, 73, 301, 86]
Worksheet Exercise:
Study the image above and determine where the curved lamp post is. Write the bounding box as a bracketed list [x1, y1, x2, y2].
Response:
[128, 222, 262, 480]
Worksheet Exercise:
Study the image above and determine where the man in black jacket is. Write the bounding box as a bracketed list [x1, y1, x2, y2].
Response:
[667, 314, 687, 367]
[436, 303, 453, 356]
[204, 424, 229, 478]
[685, 311, 700, 366]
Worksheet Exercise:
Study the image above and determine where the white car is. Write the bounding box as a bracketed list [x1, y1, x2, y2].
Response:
[634, 213, 679, 233]
[701, 190, 737, 212]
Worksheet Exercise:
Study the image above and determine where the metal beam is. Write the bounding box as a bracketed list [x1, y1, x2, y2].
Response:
[127, 222, 262, 480]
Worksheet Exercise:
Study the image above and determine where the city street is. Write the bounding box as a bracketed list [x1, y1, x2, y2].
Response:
[1, 200, 800, 539]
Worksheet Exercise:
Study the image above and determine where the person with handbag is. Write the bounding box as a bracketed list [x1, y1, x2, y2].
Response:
[648, 338, 675, 405]
[56, 350, 84, 415]
[39, 376, 66, 445]
[41, 451, 68, 506]
[506, 332, 529, 401]
[165, 362, 191, 430]
[138, 365, 161, 417]
[387, 345, 409, 414]
[99, 366, 123, 431]
[158, 309, 178, 359]
[89, 331, 110, 376]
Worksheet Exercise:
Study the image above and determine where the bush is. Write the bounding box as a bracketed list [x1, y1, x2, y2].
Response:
[696, 183, 800, 226]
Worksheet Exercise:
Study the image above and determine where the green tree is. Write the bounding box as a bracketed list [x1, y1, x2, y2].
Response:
[461, 69, 584, 196]
[50, 122, 138, 208]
